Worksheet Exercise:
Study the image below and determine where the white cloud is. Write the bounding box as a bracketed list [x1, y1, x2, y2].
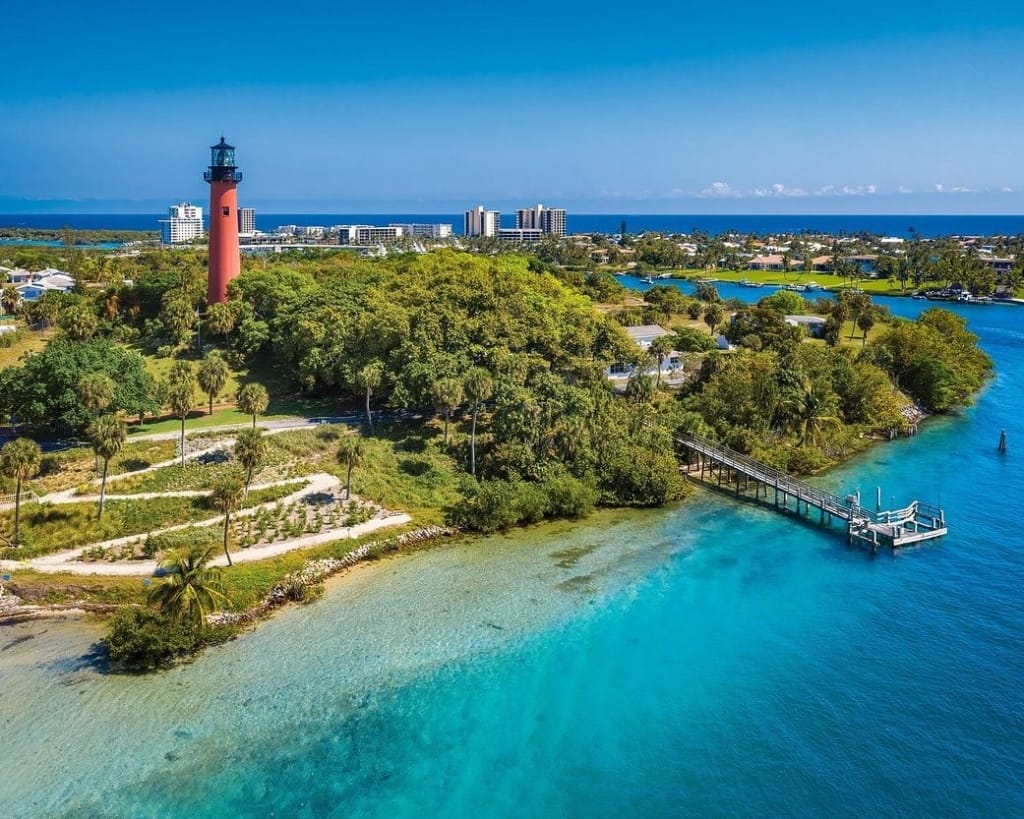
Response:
[898, 185, 913, 194]
[698, 181, 736, 198]
[1002, 186, 1014, 193]
[934, 183, 945, 192]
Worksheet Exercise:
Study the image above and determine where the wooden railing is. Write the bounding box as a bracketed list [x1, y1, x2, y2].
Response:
[677, 434, 871, 521]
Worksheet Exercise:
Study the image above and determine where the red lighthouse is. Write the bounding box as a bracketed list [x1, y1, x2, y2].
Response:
[205, 137, 243, 304]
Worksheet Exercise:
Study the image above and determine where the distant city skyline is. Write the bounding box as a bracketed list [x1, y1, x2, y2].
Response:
[3, 1, 1023, 215]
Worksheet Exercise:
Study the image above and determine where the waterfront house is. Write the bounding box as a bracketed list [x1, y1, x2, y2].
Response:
[748, 254, 786, 271]
[5, 268, 36, 284]
[843, 255, 878, 276]
[606, 324, 682, 381]
[784, 315, 827, 339]
[810, 255, 833, 272]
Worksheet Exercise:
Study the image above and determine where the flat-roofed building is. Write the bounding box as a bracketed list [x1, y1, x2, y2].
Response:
[465, 205, 500, 237]
[238, 207, 256, 236]
[159, 202, 204, 244]
[515, 204, 566, 236]
[497, 228, 545, 243]
[390, 223, 453, 239]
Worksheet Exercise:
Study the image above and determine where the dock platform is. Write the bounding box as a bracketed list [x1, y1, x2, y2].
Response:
[676, 434, 947, 550]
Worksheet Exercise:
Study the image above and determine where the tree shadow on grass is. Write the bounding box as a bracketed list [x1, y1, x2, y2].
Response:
[398, 459, 431, 477]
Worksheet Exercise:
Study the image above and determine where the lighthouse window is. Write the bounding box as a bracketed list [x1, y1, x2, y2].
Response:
[222, 206, 230, 216]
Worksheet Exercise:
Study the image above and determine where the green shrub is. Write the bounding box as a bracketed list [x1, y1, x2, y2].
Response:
[543, 473, 598, 519]
[447, 479, 526, 533]
[103, 607, 198, 672]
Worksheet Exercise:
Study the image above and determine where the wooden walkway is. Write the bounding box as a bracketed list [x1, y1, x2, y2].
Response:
[676, 434, 947, 550]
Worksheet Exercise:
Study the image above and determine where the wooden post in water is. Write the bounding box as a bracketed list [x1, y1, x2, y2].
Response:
[998, 429, 1007, 454]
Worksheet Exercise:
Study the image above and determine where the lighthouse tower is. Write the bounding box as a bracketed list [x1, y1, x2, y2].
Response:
[204, 137, 243, 304]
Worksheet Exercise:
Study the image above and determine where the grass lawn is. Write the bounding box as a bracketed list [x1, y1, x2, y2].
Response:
[0, 482, 300, 560]
[128, 395, 342, 436]
[350, 421, 462, 524]
[0, 326, 53, 368]
[110, 429, 330, 494]
[18, 439, 179, 496]
[685, 268, 910, 296]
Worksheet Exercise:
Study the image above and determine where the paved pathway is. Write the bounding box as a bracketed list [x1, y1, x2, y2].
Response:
[0, 420, 412, 577]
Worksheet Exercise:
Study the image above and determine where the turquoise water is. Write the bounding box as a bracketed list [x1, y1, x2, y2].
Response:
[2, 299, 1023, 817]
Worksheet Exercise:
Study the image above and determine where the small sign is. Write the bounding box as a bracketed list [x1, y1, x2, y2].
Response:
[142, 579, 151, 587]
[1, 574, 10, 582]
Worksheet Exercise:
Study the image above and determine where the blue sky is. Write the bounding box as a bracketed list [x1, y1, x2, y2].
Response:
[3, 0, 1023, 213]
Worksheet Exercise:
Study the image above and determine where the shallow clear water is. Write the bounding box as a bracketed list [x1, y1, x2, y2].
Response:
[2, 299, 1023, 818]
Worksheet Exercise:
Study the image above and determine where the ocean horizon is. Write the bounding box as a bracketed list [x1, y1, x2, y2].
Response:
[2, 212, 1023, 238]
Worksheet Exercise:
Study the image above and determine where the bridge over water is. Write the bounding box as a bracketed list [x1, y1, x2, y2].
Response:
[676, 434, 947, 551]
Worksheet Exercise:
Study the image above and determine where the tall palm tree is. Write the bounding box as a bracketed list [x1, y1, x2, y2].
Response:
[356, 361, 383, 434]
[781, 378, 841, 448]
[77, 372, 116, 417]
[1, 285, 21, 323]
[88, 414, 126, 520]
[431, 377, 463, 446]
[147, 544, 227, 631]
[197, 350, 230, 415]
[163, 361, 197, 467]
[464, 368, 493, 478]
[236, 382, 269, 429]
[0, 437, 41, 546]
[209, 471, 245, 566]
[335, 434, 363, 500]
[204, 301, 235, 347]
[233, 428, 267, 494]
[648, 335, 675, 387]
[77, 372, 116, 469]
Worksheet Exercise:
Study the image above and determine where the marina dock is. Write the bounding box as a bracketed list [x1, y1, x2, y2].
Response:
[676, 434, 947, 551]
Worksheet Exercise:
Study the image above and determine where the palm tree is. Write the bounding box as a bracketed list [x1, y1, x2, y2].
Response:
[236, 382, 269, 429]
[58, 303, 99, 341]
[204, 301, 235, 347]
[88, 413, 126, 520]
[431, 377, 463, 446]
[163, 360, 197, 467]
[703, 303, 724, 335]
[77, 372, 116, 469]
[147, 543, 227, 631]
[857, 311, 875, 346]
[463, 368, 493, 478]
[77, 372, 116, 417]
[1, 285, 21, 323]
[648, 335, 675, 387]
[335, 434, 363, 500]
[0, 437, 41, 546]
[234, 428, 267, 493]
[782, 378, 841, 448]
[197, 350, 230, 415]
[209, 471, 245, 566]
[356, 360, 383, 434]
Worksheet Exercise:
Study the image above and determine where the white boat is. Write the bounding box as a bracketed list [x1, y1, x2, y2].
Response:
[739, 279, 763, 288]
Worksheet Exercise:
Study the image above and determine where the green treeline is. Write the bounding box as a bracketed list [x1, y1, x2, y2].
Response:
[0, 247, 993, 533]
[222, 251, 688, 528]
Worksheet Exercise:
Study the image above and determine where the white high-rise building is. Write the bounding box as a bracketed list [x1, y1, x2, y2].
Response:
[238, 207, 256, 236]
[159, 202, 204, 244]
[515, 204, 566, 237]
[464, 205, 501, 237]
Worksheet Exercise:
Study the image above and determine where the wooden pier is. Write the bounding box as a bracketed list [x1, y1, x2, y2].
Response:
[676, 434, 947, 551]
